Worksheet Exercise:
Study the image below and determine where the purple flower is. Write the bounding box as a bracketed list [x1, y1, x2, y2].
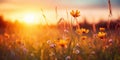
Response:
[108, 39, 113, 43]
[65, 56, 71, 60]
[50, 43, 56, 48]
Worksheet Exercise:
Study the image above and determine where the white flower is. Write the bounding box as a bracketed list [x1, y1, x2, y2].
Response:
[64, 29, 69, 33]
[91, 51, 95, 55]
[73, 48, 80, 54]
[65, 56, 71, 60]
[30, 53, 34, 57]
[108, 39, 113, 43]
[47, 40, 51, 44]
[50, 43, 56, 48]
[75, 43, 79, 47]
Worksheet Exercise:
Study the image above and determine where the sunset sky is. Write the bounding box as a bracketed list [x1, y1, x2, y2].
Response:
[0, 0, 120, 24]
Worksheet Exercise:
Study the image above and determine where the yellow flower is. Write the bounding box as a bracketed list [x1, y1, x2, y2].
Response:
[70, 10, 80, 18]
[76, 28, 89, 35]
[81, 28, 89, 34]
[80, 36, 87, 40]
[76, 29, 82, 35]
[58, 39, 67, 48]
[98, 32, 106, 39]
[4, 33, 10, 38]
[99, 27, 105, 31]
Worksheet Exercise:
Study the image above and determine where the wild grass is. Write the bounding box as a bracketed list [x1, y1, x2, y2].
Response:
[0, 1, 120, 59]
[0, 19, 120, 60]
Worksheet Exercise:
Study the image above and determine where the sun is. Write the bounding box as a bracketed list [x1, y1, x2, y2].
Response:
[23, 14, 35, 24]
[22, 13, 40, 24]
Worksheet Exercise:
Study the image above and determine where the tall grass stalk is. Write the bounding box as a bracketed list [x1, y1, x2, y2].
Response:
[66, 9, 69, 20]
[75, 17, 80, 29]
[92, 23, 96, 33]
[107, 0, 112, 29]
[55, 6, 58, 21]
[108, 0, 112, 17]
[41, 9, 49, 26]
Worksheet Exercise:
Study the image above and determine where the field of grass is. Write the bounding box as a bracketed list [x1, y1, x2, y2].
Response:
[0, 17, 120, 60]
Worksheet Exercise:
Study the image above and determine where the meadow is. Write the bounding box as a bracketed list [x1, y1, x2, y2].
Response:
[0, 14, 120, 60]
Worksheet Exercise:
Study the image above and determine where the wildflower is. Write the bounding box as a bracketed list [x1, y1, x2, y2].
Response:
[73, 49, 80, 54]
[62, 36, 66, 40]
[76, 43, 80, 47]
[76, 29, 82, 35]
[99, 27, 105, 31]
[58, 39, 67, 48]
[21, 45, 28, 54]
[81, 28, 89, 33]
[108, 39, 113, 46]
[80, 36, 87, 40]
[47, 40, 51, 44]
[70, 10, 80, 18]
[97, 32, 106, 39]
[8, 45, 12, 50]
[16, 40, 21, 45]
[108, 39, 113, 43]
[22, 47, 28, 54]
[49, 52, 55, 56]
[50, 43, 56, 48]
[64, 29, 69, 33]
[76, 28, 89, 35]
[65, 56, 71, 60]
[4, 33, 10, 38]
[105, 45, 109, 48]
[91, 51, 95, 55]
[30, 53, 34, 57]
[93, 33, 97, 38]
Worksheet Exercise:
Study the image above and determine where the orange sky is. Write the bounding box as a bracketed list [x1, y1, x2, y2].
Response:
[0, 0, 120, 24]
